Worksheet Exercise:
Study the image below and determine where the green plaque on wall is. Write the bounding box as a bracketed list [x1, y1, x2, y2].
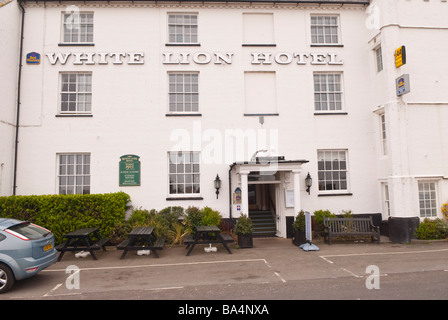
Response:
[119, 155, 140, 186]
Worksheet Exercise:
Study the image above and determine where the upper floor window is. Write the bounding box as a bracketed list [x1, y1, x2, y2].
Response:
[168, 72, 199, 113]
[380, 113, 387, 156]
[311, 15, 340, 45]
[168, 14, 198, 45]
[375, 46, 383, 72]
[313, 73, 343, 112]
[62, 12, 94, 44]
[60, 72, 92, 114]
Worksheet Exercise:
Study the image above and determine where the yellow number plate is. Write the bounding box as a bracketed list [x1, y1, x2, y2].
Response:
[43, 244, 53, 252]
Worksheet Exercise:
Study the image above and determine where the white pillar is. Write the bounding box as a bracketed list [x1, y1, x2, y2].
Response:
[241, 172, 249, 216]
[293, 170, 301, 215]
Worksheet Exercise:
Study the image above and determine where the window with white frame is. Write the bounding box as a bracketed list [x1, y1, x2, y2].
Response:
[60, 73, 92, 114]
[62, 12, 94, 44]
[380, 113, 387, 156]
[168, 14, 198, 44]
[314, 73, 343, 112]
[317, 150, 348, 192]
[169, 152, 200, 195]
[418, 181, 438, 218]
[383, 183, 391, 216]
[375, 46, 383, 72]
[310, 15, 340, 45]
[58, 154, 90, 195]
[168, 73, 199, 113]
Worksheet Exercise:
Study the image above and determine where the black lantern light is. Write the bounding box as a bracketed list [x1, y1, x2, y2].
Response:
[305, 172, 312, 195]
[214, 174, 221, 199]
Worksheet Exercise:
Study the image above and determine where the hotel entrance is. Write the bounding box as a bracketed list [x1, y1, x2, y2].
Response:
[230, 158, 309, 238]
[248, 182, 278, 237]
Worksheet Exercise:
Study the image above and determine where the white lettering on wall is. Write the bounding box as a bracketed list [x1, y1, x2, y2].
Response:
[45, 51, 343, 66]
[45, 52, 145, 65]
[163, 52, 234, 65]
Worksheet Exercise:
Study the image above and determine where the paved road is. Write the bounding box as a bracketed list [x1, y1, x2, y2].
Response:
[2, 237, 448, 304]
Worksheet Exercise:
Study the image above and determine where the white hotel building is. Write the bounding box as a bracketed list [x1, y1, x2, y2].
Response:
[1, 0, 448, 240]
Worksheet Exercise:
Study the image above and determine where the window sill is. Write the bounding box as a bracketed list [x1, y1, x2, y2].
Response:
[58, 43, 95, 47]
[310, 44, 344, 48]
[314, 112, 348, 116]
[56, 114, 93, 117]
[165, 43, 201, 47]
[166, 113, 202, 117]
[242, 44, 277, 47]
[244, 113, 279, 117]
[318, 193, 353, 197]
[166, 197, 204, 201]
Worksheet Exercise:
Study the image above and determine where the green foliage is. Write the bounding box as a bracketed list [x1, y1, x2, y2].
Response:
[124, 205, 223, 245]
[341, 209, 353, 218]
[415, 218, 448, 240]
[201, 206, 222, 227]
[313, 209, 336, 230]
[234, 213, 253, 235]
[0, 192, 130, 244]
[184, 206, 203, 233]
[293, 210, 306, 231]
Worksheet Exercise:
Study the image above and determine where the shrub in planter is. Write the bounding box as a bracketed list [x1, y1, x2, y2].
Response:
[292, 210, 307, 246]
[235, 213, 253, 248]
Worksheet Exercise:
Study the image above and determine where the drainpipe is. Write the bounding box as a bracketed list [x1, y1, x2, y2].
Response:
[228, 164, 233, 219]
[13, 0, 25, 195]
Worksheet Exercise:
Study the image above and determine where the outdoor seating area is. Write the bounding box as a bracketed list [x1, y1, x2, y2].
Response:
[56, 225, 234, 260]
[117, 226, 165, 259]
[55, 228, 110, 261]
[183, 226, 234, 256]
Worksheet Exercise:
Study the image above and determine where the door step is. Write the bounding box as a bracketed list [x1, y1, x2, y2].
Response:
[249, 210, 276, 237]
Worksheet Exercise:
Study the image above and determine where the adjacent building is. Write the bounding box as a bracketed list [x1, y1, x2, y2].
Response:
[1, 0, 447, 239]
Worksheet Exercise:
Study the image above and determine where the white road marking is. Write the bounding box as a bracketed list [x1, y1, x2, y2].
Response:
[320, 248, 448, 264]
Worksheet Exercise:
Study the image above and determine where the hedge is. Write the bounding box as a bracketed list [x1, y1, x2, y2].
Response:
[0, 192, 130, 244]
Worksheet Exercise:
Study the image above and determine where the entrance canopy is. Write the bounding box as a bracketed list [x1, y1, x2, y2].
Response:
[230, 157, 309, 225]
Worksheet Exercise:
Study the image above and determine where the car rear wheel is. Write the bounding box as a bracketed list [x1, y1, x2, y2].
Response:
[0, 263, 15, 294]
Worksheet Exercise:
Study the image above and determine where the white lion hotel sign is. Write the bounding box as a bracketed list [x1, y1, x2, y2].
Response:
[44, 51, 344, 65]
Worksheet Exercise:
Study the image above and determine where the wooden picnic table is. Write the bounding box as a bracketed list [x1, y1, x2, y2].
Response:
[183, 225, 234, 256]
[117, 226, 165, 259]
[55, 228, 109, 261]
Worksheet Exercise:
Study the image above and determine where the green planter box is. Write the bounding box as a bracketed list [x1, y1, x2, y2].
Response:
[237, 233, 253, 248]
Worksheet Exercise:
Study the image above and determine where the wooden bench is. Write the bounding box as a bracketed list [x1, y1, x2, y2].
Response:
[55, 238, 110, 261]
[183, 233, 234, 246]
[323, 217, 380, 245]
[183, 230, 234, 256]
[117, 237, 165, 259]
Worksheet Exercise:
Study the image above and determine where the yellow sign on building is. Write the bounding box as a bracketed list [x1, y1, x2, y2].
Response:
[395, 46, 406, 68]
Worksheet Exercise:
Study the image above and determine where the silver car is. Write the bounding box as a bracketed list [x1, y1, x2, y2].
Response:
[0, 218, 57, 293]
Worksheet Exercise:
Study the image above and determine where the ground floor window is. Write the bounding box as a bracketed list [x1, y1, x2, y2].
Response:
[169, 151, 200, 195]
[317, 150, 348, 192]
[418, 181, 438, 218]
[58, 153, 90, 195]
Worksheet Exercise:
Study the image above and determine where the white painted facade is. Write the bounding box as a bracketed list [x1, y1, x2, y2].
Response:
[1, 0, 448, 238]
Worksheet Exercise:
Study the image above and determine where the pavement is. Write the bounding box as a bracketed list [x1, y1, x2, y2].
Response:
[3, 235, 448, 301]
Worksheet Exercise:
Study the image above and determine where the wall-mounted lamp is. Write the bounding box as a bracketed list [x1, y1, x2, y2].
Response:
[214, 174, 222, 199]
[305, 172, 312, 195]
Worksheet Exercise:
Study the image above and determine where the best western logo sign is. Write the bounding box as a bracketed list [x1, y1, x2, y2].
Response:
[43, 51, 343, 66]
